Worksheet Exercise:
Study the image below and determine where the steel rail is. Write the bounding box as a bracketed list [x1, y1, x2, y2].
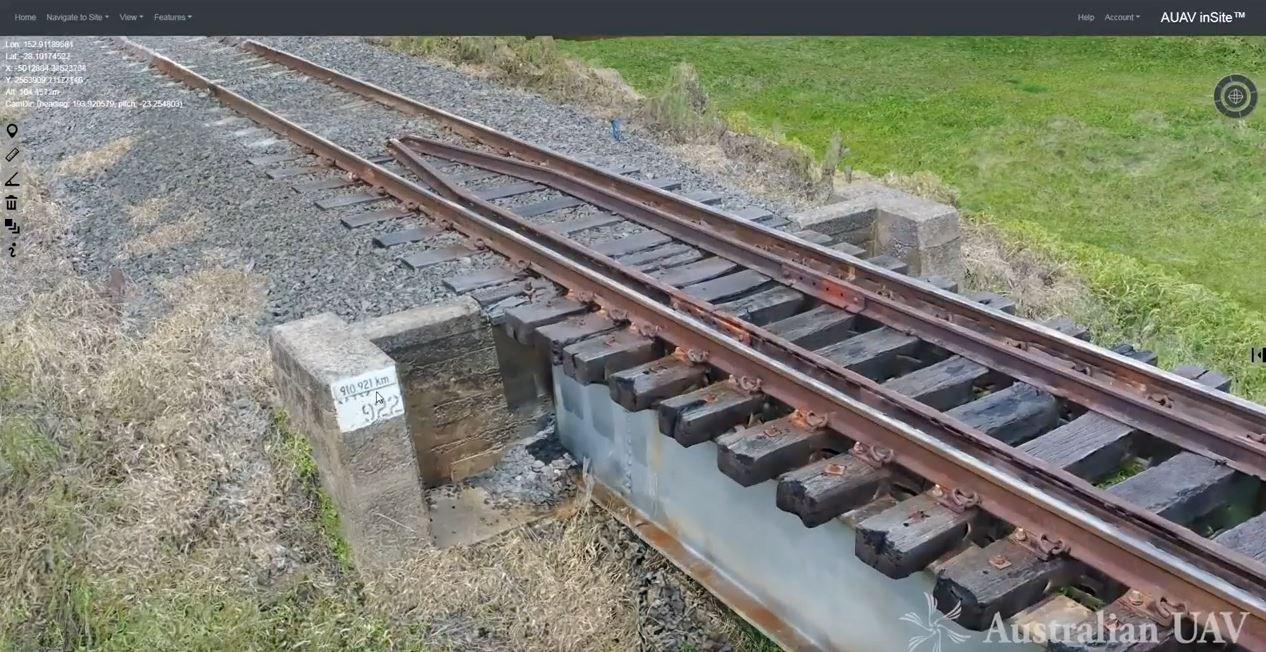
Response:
[388, 138, 1266, 642]
[402, 133, 1266, 484]
[118, 37, 1266, 645]
[234, 37, 1266, 484]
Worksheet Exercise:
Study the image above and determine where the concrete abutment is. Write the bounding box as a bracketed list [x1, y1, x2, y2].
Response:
[269, 296, 549, 559]
[789, 180, 963, 279]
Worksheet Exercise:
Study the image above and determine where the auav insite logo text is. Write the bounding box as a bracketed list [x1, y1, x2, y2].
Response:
[903, 593, 1249, 649]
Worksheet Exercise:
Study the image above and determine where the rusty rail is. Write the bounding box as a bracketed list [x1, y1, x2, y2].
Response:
[398, 135, 1266, 637]
[402, 133, 1266, 482]
[235, 37, 1266, 486]
[118, 36, 1266, 647]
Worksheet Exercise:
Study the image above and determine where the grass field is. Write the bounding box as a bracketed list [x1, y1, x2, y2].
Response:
[560, 37, 1266, 313]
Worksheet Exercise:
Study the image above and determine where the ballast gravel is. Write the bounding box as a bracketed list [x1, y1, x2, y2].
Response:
[28, 39, 453, 325]
[258, 36, 787, 216]
[29, 36, 794, 327]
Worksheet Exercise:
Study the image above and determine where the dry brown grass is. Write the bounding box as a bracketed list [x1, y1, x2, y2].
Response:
[121, 214, 204, 258]
[960, 219, 1107, 325]
[870, 169, 961, 208]
[0, 164, 74, 318]
[634, 65, 826, 201]
[56, 136, 135, 177]
[365, 487, 768, 651]
[639, 63, 722, 143]
[380, 37, 640, 119]
[366, 501, 638, 651]
[125, 196, 172, 229]
[0, 166, 745, 651]
[661, 142, 805, 209]
[0, 246, 279, 646]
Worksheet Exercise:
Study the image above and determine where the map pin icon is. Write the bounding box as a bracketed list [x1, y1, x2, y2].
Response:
[5, 124, 15, 138]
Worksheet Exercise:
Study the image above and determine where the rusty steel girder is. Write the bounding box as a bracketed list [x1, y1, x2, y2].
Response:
[117, 36, 1266, 648]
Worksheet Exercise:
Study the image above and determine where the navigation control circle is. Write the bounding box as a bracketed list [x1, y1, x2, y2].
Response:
[1214, 74, 1257, 118]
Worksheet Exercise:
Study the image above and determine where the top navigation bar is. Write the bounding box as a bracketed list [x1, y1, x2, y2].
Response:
[3, 0, 1264, 35]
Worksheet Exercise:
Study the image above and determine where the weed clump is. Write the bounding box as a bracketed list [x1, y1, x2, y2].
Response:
[381, 36, 640, 113]
[640, 63, 723, 143]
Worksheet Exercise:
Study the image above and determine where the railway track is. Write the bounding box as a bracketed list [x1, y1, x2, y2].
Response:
[112, 35, 1266, 648]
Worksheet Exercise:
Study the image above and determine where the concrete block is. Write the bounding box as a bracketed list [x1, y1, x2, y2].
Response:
[791, 229, 833, 246]
[788, 198, 877, 238]
[449, 445, 509, 482]
[834, 225, 874, 248]
[921, 275, 960, 293]
[866, 254, 909, 274]
[876, 195, 961, 249]
[874, 195, 963, 279]
[356, 296, 546, 488]
[915, 238, 964, 280]
[803, 178, 964, 281]
[355, 296, 483, 348]
[354, 296, 493, 369]
[433, 387, 510, 426]
[405, 348, 502, 407]
[831, 241, 866, 257]
[270, 313, 430, 564]
[430, 429, 517, 481]
[493, 327, 552, 412]
[424, 399, 526, 449]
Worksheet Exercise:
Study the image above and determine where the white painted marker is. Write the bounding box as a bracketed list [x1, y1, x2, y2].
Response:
[330, 366, 404, 433]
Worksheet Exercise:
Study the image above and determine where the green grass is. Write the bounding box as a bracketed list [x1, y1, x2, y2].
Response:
[733, 622, 782, 652]
[39, 574, 425, 652]
[1096, 457, 1147, 488]
[987, 213, 1266, 400]
[559, 37, 1266, 314]
[0, 409, 401, 651]
[0, 416, 60, 490]
[271, 411, 354, 571]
